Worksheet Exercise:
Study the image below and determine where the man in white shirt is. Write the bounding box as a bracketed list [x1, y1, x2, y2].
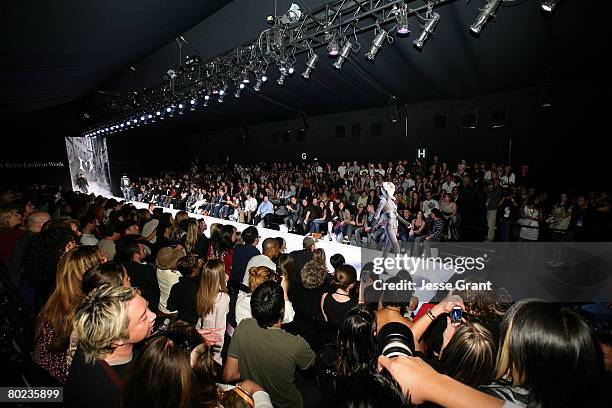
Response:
[244, 193, 258, 225]
[79, 215, 99, 246]
[241, 238, 279, 287]
[442, 175, 458, 194]
[422, 191, 440, 218]
[337, 162, 347, 178]
[155, 246, 185, 314]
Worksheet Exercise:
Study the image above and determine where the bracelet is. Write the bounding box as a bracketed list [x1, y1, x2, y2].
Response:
[427, 309, 436, 321]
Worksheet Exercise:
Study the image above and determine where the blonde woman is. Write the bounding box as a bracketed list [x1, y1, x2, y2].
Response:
[33, 246, 104, 383]
[196, 259, 230, 365]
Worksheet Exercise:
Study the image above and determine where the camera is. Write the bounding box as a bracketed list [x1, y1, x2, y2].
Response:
[378, 322, 415, 359]
[451, 306, 462, 324]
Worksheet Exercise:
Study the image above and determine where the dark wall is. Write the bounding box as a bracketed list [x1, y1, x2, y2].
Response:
[105, 80, 604, 193]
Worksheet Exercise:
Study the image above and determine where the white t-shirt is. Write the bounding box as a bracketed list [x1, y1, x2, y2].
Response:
[245, 197, 258, 212]
[80, 234, 98, 246]
[241, 255, 277, 287]
[423, 199, 440, 217]
[156, 268, 181, 314]
[235, 291, 295, 327]
[338, 165, 347, 178]
[442, 181, 458, 193]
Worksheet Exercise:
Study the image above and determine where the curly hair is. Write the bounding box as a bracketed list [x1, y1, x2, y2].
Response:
[22, 226, 78, 302]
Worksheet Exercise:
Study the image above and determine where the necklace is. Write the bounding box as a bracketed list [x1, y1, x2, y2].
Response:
[334, 291, 350, 297]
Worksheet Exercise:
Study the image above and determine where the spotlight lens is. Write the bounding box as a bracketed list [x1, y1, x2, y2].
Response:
[148, 114, 153, 118]
[190, 99, 196, 104]
[204, 95, 210, 100]
[178, 104, 183, 109]
[288, 67, 295, 74]
[166, 107, 172, 112]
[140, 116, 145, 120]
[156, 111, 161, 115]
[262, 75, 268, 82]
[239, 83, 245, 89]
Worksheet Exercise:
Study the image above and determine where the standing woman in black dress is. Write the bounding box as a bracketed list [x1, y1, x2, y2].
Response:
[320, 265, 358, 341]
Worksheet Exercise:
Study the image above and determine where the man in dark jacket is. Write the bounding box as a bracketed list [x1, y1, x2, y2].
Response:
[117, 236, 160, 313]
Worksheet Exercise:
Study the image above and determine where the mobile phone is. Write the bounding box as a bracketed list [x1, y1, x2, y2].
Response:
[451, 306, 462, 324]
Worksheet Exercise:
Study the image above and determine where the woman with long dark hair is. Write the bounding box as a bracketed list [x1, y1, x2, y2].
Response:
[121, 320, 272, 408]
[480, 300, 603, 407]
[207, 224, 236, 278]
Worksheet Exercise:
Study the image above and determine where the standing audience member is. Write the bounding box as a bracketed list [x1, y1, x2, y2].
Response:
[196, 259, 230, 365]
[224, 281, 315, 408]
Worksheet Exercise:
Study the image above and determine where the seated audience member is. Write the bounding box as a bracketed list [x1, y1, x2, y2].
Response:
[331, 305, 379, 395]
[321, 265, 358, 340]
[167, 255, 203, 325]
[0, 206, 24, 268]
[154, 246, 186, 314]
[195, 259, 230, 365]
[79, 215, 99, 246]
[64, 286, 157, 408]
[97, 222, 121, 261]
[121, 320, 273, 408]
[20, 225, 78, 310]
[328, 371, 409, 408]
[224, 281, 315, 408]
[479, 300, 604, 407]
[231, 226, 260, 286]
[117, 236, 160, 313]
[207, 224, 236, 278]
[375, 272, 415, 334]
[288, 236, 316, 287]
[240, 237, 279, 288]
[412, 208, 444, 257]
[7, 210, 50, 286]
[276, 253, 297, 294]
[236, 265, 295, 326]
[329, 253, 345, 277]
[32, 246, 104, 383]
[290, 261, 330, 351]
[436, 321, 497, 388]
[82, 261, 131, 294]
[253, 195, 274, 227]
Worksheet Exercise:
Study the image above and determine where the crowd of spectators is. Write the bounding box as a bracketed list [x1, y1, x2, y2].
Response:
[0, 176, 610, 407]
[118, 158, 611, 248]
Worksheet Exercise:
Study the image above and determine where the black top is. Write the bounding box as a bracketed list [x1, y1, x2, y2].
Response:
[323, 293, 357, 339]
[64, 348, 130, 408]
[166, 276, 199, 325]
[193, 234, 210, 260]
[289, 285, 329, 351]
[122, 261, 160, 313]
[231, 244, 260, 285]
[288, 249, 313, 288]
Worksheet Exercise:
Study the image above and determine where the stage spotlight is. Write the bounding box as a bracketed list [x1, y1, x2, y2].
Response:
[333, 41, 352, 69]
[302, 52, 319, 79]
[203, 97, 209, 107]
[220, 83, 228, 96]
[140, 115, 145, 121]
[365, 29, 387, 60]
[277, 66, 290, 86]
[148, 114, 153, 119]
[470, 0, 501, 35]
[413, 12, 440, 49]
[120, 123, 125, 128]
[166, 107, 172, 113]
[235, 83, 245, 98]
[156, 110, 161, 116]
[541, 0, 560, 12]
[178, 103, 184, 109]
[328, 37, 340, 56]
[395, 4, 410, 35]
[288, 66, 295, 75]
[254, 77, 263, 92]
[242, 69, 250, 83]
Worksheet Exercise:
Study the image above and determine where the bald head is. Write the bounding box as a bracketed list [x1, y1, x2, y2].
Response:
[262, 238, 280, 261]
[26, 211, 51, 233]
